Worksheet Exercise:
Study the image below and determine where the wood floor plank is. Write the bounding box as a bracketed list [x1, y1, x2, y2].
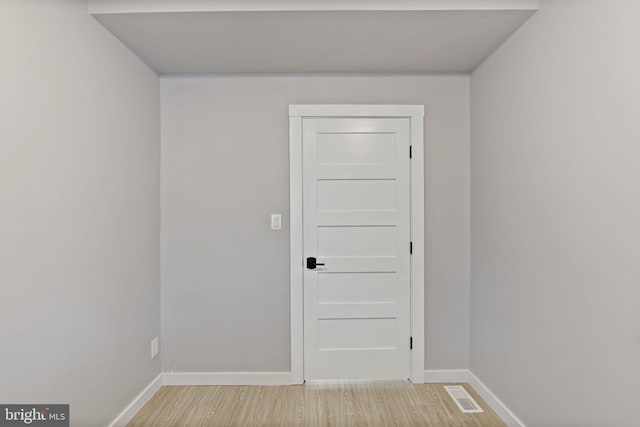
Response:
[127, 382, 506, 427]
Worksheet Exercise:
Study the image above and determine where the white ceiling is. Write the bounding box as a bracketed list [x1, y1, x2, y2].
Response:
[90, 0, 538, 74]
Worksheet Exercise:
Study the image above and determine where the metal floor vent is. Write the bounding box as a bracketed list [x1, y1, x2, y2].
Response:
[444, 385, 484, 414]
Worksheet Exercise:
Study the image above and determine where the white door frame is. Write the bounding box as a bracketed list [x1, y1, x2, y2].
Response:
[289, 104, 425, 384]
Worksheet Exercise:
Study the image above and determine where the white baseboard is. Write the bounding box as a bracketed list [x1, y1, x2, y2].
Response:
[423, 369, 470, 383]
[163, 371, 291, 386]
[108, 373, 163, 427]
[468, 371, 526, 427]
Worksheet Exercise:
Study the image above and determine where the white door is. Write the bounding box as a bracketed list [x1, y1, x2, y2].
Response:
[302, 117, 412, 380]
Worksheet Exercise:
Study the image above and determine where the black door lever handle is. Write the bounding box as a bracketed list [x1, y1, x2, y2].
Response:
[306, 257, 325, 270]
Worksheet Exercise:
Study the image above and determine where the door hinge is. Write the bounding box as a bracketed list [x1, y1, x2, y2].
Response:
[410, 241, 413, 254]
[410, 336, 413, 350]
[409, 145, 413, 158]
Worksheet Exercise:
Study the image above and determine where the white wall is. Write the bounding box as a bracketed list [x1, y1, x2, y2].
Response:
[0, 1, 160, 426]
[161, 75, 470, 372]
[471, 0, 640, 425]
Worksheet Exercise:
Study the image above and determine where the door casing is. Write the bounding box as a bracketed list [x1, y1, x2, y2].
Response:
[289, 104, 425, 384]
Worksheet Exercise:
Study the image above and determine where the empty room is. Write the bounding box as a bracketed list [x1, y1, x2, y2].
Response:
[1, 0, 638, 426]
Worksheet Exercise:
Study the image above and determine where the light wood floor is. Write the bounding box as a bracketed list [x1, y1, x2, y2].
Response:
[128, 381, 506, 427]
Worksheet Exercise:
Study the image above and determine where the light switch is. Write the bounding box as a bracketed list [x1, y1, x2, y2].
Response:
[270, 214, 282, 231]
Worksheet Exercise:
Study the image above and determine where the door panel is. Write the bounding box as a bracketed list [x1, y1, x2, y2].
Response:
[317, 179, 396, 212]
[303, 117, 411, 380]
[317, 318, 397, 350]
[317, 272, 397, 304]
[318, 226, 396, 257]
[316, 132, 396, 165]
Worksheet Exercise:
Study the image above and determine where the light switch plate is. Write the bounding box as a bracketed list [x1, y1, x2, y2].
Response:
[151, 337, 159, 359]
[271, 214, 282, 230]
